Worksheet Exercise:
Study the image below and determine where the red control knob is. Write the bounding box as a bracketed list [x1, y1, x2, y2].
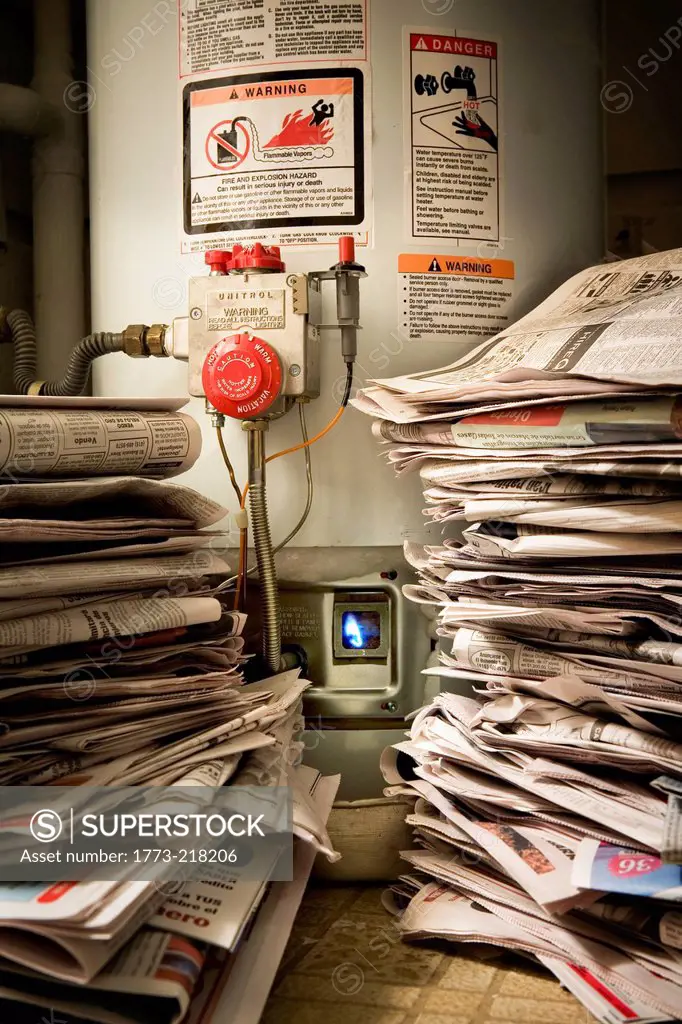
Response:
[205, 249, 232, 274]
[202, 333, 283, 419]
[338, 236, 355, 265]
[230, 243, 285, 273]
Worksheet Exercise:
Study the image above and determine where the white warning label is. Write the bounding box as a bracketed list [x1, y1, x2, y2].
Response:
[407, 29, 500, 242]
[183, 69, 367, 246]
[399, 253, 514, 341]
[180, 0, 367, 77]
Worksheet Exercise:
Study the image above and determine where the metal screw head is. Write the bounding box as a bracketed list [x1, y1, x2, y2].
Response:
[384, 701, 398, 713]
[190, 307, 202, 320]
[289, 364, 301, 377]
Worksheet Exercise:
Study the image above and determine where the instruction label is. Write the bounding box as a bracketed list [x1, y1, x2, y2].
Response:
[399, 253, 514, 341]
[206, 288, 286, 332]
[180, 0, 367, 77]
[406, 30, 500, 242]
[184, 68, 366, 242]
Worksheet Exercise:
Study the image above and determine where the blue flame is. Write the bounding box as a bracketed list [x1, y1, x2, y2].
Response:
[342, 612, 364, 649]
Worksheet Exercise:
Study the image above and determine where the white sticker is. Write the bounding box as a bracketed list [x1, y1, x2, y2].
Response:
[180, 0, 368, 77]
[398, 253, 514, 341]
[206, 287, 286, 332]
[182, 68, 370, 249]
[406, 28, 500, 243]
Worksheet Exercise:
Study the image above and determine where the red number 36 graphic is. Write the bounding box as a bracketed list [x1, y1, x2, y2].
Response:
[608, 853, 661, 877]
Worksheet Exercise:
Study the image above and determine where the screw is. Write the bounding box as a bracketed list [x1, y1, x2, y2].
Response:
[383, 701, 398, 713]
[190, 307, 202, 320]
[289, 364, 301, 377]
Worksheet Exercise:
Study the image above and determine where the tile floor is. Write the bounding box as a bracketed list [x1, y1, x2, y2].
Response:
[262, 885, 592, 1024]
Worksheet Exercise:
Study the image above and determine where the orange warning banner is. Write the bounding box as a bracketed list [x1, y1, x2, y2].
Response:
[398, 254, 515, 279]
[191, 78, 354, 107]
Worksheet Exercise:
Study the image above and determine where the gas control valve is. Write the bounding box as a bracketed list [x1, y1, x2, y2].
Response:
[183, 236, 364, 423]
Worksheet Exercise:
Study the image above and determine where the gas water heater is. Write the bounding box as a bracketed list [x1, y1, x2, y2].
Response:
[86, 0, 603, 796]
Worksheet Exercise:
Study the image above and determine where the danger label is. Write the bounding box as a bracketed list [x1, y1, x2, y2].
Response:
[184, 68, 365, 241]
[399, 252, 515, 342]
[407, 28, 500, 242]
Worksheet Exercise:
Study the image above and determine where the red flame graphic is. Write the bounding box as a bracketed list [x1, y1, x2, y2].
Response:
[265, 110, 334, 148]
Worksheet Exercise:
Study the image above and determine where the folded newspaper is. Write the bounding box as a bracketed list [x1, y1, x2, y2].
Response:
[357, 249, 682, 1022]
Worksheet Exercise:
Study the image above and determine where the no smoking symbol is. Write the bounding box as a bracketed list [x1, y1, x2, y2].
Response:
[206, 120, 250, 170]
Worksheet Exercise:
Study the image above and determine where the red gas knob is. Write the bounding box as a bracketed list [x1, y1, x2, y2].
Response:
[205, 249, 232, 274]
[230, 243, 285, 273]
[338, 236, 355, 265]
[202, 333, 283, 419]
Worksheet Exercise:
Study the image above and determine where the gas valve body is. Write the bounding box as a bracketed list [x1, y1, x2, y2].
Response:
[188, 245, 321, 419]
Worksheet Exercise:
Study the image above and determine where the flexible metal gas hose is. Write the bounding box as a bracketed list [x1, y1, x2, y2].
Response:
[247, 426, 281, 673]
[8, 309, 123, 396]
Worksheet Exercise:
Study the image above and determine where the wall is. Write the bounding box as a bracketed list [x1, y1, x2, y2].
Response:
[604, 0, 682, 255]
[0, 0, 35, 391]
[87, 0, 604, 546]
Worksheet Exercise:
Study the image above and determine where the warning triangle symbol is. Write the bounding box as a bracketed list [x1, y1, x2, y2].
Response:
[414, 36, 428, 50]
[229, 89, 239, 99]
[428, 257, 442, 272]
[192, 192, 202, 204]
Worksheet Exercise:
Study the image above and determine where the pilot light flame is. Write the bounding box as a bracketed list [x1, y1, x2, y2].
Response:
[342, 612, 364, 649]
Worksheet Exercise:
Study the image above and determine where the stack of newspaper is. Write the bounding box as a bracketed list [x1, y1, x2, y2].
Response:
[0, 396, 338, 1023]
[0, 755, 338, 1024]
[0, 397, 251, 788]
[355, 250, 682, 1021]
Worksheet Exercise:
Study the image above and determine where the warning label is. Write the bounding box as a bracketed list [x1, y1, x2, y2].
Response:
[399, 253, 514, 341]
[206, 288, 286, 333]
[184, 68, 366, 242]
[180, 0, 368, 77]
[407, 29, 500, 242]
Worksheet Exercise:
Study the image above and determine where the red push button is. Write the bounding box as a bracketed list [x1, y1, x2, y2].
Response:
[202, 333, 282, 419]
[204, 249, 232, 273]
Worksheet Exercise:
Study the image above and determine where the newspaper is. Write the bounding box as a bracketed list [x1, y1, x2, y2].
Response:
[409, 693, 665, 849]
[0, 927, 204, 1024]
[374, 396, 682, 448]
[421, 459, 682, 490]
[573, 841, 682, 902]
[396, 878, 682, 1017]
[538, 956, 674, 1024]
[406, 775, 593, 913]
[0, 880, 161, 982]
[150, 764, 338, 952]
[0, 403, 202, 478]
[471, 694, 682, 774]
[0, 595, 222, 654]
[0, 476, 227, 527]
[188, 771, 340, 1024]
[449, 396, 682, 449]
[0, 550, 231, 600]
[456, 496, 682, 532]
[461, 521, 682, 559]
